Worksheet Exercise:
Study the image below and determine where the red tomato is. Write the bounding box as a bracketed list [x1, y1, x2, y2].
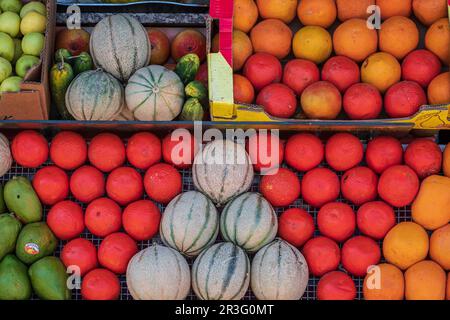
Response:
[325, 133, 364, 172]
[357, 201, 396, 240]
[61, 238, 97, 276]
[341, 166, 378, 206]
[32, 166, 69, 205]
[70, 165, 105, 203]
[126, 132, 161, 170]
[11, 130, 48, 168]
[98, 233, 138, 274]
[50, 131, 87, 170]
[246, 132, 284, 172]
[285, 133, 324, 172]
[342, 236, 381, 277]
[88, 133, 125, 172]
[85, 198, 122, 237]
[301, 168, 340, 208]
[162, 132, 198, 169]
[81, 268, 120, 300]
[144, 163, 182, 204]
[302, 236, 341, 276]
[278, 208, 314, 247]
[106, 167, 143, 206]
[47, 200, 84, 240]
[123, 200, 161, 241]
[317, 202, 356, 243]
[317, 271, 356, 300]
[259, 168, 301, 207]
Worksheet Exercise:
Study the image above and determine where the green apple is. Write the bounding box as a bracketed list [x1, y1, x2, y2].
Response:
[0, 11, 20, 37]
[0, 32, 14, 61]
[15, 54, 39, 78]
[20, 1, 46, 19]
[12, 38, 21, 63]
[21, 32, 44, 56]
[20, 11, 46, 35]
[0, 75, 21, 92]
[0, 0, 22, 14]
[0, 56, 12, 83]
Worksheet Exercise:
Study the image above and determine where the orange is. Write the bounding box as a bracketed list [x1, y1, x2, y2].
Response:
[363, 263, 405, 300]
[333, 18, 378, 62]
[361, 52, 401, 93]
[376, 0, 412, 20]
[425, 18, 450, 65]
[256, 0, 298, 24]
[293, 26, 332, 64]
[379, 16, 419, 59]
[430, 224, 450, 270]
[336, 0, 375, 21]
[383, 222, 429, 270]
[233, 0, 259, 33]
[405, 260, 446, 300]
[412, 0, 447, 26]
[233, 30, 253, 71]
[233, 74, 255, 104]
[250, 19, 293, 59]
[428, 72, 450, 105]
[297, 0, 337, 28]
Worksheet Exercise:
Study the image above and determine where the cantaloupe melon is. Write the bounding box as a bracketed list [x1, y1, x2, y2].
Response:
[160, 191, 219, 257]
[126, 244, 190, 300]
[65, 69, 124, 121]
[192, 242, 250, 300]
[193, 139, 254, 206]
[90, 14, 151, 82]
[0, 133, 12, 177]
[251, 239, 309, 300]
[125, 65, 184, 121]
[220, 192, 277, 252]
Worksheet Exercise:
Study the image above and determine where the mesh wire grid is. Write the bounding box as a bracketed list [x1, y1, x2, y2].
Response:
[1, 135, 417, 301]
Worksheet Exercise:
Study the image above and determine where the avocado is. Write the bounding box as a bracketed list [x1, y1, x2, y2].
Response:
[29, 256, 71, 300]
[16, 222, 57, 265]
[0, 213, 22, 261]
[0, 255, 32, 300]
[0, 184, 6, 213]
[4, 176, 42, 223]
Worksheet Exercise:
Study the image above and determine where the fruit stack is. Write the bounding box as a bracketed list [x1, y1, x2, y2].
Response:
[0, 129, 449, 300]
[50, 13, 209, 121]
[226, 0, 450, 120]
[0, 0, 47, 93]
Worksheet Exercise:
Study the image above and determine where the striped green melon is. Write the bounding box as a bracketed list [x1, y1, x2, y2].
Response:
[160, 191, 219, 257]
[251, 239, 309, 300]
[65, 69, 124, 120]
[126, 244, 190, 300]
[220, 192, 277, 253]
[125, 65, 184, 121]
[193, 139, 254, 206]
[0, 133, 12, 177]
[90, 14, 150, 82]
[192, 242, 250, 300]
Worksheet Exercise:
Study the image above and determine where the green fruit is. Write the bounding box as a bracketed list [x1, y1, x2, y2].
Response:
[180, 97, 204, 121]
[20, 1, 46, 19]
[4, 176, 42, 223]
[12, 38, 22, 64]
[50, 62, 74, 120]
[0, 0, 22, 14]
[21, 32, 44, 56]
[0, 184, 5, 213]
[0, 213, 22, 261]
[54, 48, 71, 64]
[185, 80, 207, 100]
[0, 32, 14, 61]
[29, 256, 71, 300]
[175, 53, 200, 85]
[16, 222, 57, 264]
[15, 54, 40, 78]
[72, 52, 93, 75]
[0, 75, 22, 92]
[0, 11, 20, 38]
[0, 56, 11, 83]
[0, 255, 31, 300]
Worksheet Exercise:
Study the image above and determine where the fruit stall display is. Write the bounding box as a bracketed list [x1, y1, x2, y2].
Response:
[0, 129, 449, 300]
[210, 0, 450, 123]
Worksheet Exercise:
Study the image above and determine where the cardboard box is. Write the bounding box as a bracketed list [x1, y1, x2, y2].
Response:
[207, 1, 450, 131]
[0, 0, 55, 120]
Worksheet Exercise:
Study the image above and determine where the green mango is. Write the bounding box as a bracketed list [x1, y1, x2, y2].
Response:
[16, 222, 57, 265]
[72, 52, 93, 75]
[0, 255, 31, 300]
[4, 176, 42, 223]
[29, 256, 71, 300]
[0, 184, 6, 213]
[50, 62, 75, 120]
[0, 213, 21, 261]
